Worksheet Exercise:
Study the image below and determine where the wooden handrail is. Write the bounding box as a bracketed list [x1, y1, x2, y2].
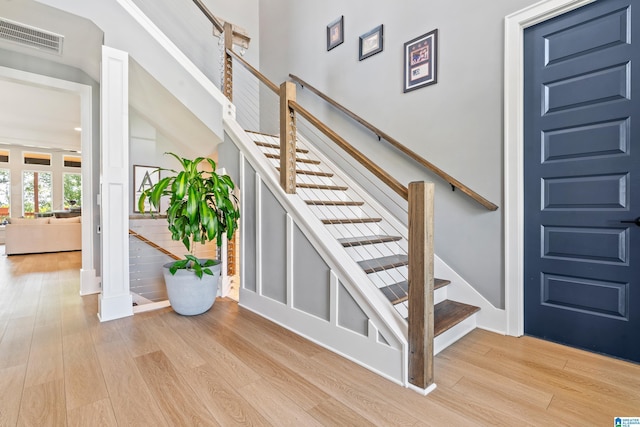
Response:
[289, 74, 499, 211]
[192, 0, 224, 33]
[289, 100, 408, 201]
[193, 1, 251, 47]
[226, 53, 421, 202]
[226, 49, 279, 94]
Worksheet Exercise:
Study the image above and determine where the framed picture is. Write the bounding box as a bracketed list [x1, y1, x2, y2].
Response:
[133, 165, 160, 213]
[403, 29, 438, 93]
[327, 16, 344, 51]
[359, 25, 383, 61]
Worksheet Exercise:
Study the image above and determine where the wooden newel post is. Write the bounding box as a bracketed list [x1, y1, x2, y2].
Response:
[279, 81, 297, 193]
[223, 22, 233, 102]
[407, 181, 435, 389]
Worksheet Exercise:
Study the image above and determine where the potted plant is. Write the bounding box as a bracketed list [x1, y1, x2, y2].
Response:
[138, 152, 239, 315]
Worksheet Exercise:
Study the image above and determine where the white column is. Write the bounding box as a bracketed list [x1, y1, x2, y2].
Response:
[98, 45, 133, 321]
[79, 83, 99, 296]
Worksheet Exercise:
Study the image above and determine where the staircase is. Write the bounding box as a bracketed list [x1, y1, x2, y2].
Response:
[247, 131, 480, 352]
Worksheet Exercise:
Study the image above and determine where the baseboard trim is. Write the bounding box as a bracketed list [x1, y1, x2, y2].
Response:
[407, 382, 437, 396]
[132, 299, 171, 314]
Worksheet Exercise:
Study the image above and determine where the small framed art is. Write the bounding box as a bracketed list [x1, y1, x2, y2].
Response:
[327, 16, 344, 51]
[403, 29, 438, 93]
[359, 25, 383, 61]
[133, 165, 160, 213]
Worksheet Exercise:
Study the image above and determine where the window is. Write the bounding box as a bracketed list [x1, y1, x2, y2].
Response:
[63, 155, 81, 168]
[63, 173, 82, 209]
[0, 149, 8, 163]
[24, 151, 51, 166]
[0, 169, 9, 223]
[23, 171, 52, 217]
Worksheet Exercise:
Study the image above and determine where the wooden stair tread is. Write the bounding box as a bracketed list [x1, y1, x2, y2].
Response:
[276, 167, 333, 177]
[338, 235, 402, 247]
[322, 218, 382, 225]
[297, 183, 348, 191]
[305, 200, 364, 206]
[434, 278, 451, 290]
[434, 300, 480, 337]
[265, 153, 320, 165]
[254, 140, 309, 153]
[380, 278, 451, 305]
[358, 254, 408, 273]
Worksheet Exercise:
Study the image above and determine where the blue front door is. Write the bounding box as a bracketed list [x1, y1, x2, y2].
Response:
[524, 0, 640, 362]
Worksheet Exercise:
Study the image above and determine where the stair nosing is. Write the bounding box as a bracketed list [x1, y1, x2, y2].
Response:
[322, 217, 382, 225]
[358, 254, 408, 273]
[296, 183, 348, 191]
[433, 300, 480, 337]
[338, 234, 402, 247]
[305, 200, 364, 206]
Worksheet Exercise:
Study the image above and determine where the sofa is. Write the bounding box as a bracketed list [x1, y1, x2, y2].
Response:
[5, 216, 82, 255]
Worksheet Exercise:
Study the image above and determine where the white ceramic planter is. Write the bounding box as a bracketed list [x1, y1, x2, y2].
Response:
[163, 260, 220, 315]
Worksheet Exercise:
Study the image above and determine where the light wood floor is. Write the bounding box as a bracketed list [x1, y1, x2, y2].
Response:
[1, 250, 638, 426]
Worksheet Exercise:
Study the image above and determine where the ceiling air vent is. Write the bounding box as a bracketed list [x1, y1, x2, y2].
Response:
[0, 18, 63, 55]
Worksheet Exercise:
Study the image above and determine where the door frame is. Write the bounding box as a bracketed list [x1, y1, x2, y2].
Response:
[0, 66, 98, 295]
[504, 0, 598, 336]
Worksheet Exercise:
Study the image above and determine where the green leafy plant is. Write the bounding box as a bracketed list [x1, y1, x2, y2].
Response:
[138, 153, 240, 278]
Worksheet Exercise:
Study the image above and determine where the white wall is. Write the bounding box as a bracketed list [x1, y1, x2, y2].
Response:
[257, 0, 540, 308]
[200, 0, 260, 67]
[130, 0, 260, 86]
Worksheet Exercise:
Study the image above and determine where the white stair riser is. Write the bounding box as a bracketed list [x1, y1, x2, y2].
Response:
[324, 222, 384, 238]
[308, 205, 365, 218]
[251, 134, 278, 144]
[395, 301, 409, 319]
[295, 175, 336, 186]
[343, 241, 403, 262]
[296, 188, 352, 202]
[366, 266, 409, 290]
[434, 314, 477, 355]
[434, 285, 447, 305]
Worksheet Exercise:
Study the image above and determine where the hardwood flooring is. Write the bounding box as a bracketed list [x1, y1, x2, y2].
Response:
[1, 249, 638, 426]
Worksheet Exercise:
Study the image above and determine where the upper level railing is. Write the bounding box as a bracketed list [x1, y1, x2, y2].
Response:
[192, 0, 224, 32]
[289, 75, 498, 211]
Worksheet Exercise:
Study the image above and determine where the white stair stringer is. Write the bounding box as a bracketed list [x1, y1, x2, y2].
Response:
[225, 119, 413, 389]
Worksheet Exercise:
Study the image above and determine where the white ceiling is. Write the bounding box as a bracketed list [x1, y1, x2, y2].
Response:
[0, 0, 216, 155]
[0, 79, 82, 152]
[0, 0, 101, 152]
